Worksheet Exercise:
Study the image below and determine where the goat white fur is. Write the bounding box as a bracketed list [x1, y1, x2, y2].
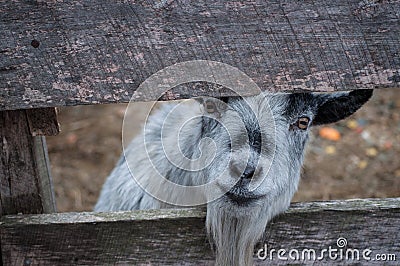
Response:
[95, 90, 372, 265]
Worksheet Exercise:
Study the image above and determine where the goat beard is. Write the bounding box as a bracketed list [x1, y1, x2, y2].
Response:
[206, 200, 271, 266]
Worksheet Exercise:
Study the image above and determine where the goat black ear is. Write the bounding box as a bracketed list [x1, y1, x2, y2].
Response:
[219, 97, 230, 103]
[313, 89, 373, 126]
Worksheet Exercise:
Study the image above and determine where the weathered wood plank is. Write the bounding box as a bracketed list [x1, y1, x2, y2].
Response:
[26, 108, 60, 136]
[0, 109, 57, 266]
[32, 136, 57, 214]
[0, 110, 56, 215]
[1, 198, 399, 265]
[1, 0, 399, 110]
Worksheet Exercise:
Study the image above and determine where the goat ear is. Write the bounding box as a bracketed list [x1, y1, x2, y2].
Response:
[313, 89, 373, 126]
[195, 97, 229, 118]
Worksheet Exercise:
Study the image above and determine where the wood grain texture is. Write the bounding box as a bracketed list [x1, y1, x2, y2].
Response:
[0, 110, 56, 215]
[1, 198, 399, 265]
[26, 108, 60, 136]
[32, 136, 57, 214]
[1, 0, 399, 110]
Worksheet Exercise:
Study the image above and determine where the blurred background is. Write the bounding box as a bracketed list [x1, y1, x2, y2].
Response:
[46, 89, 400, 212]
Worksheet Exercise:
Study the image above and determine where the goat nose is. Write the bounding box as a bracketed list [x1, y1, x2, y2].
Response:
[241, 167, 255, 180]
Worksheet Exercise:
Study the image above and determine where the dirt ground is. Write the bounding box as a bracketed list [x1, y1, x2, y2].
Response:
[46, 89, 400, 212]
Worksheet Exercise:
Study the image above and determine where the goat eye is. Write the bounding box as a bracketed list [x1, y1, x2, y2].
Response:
[296, 117, 310, 130]
[205, 100, 216, 113]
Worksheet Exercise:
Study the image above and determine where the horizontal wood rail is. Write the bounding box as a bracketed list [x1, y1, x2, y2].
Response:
[1, 198, 399, 265]
[1, 0, 399, 111]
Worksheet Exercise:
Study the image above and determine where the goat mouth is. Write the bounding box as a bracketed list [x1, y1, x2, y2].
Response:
[225, 189, 264, 206]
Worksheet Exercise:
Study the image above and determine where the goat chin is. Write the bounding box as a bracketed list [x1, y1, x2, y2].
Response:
[206, 199, 271, 266]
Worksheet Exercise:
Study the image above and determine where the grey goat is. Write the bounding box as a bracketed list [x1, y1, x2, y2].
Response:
[95, 90, 372, 265]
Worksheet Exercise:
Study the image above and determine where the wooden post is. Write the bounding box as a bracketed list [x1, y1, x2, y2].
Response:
[0, 108, 59, 265]
[0, 108, 58, 215]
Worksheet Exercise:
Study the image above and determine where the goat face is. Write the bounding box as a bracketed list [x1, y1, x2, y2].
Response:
[202, 90, 372, 265]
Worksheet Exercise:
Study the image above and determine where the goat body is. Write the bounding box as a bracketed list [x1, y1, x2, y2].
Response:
[95, 90, 372, 265]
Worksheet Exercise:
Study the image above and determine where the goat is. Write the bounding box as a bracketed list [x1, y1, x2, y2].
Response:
[95, 90, 373, 265]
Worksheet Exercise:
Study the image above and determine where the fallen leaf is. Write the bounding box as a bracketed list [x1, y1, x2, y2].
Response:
[357, 160, 368, 169]
[346, 119, 358, 129]
[383, 141, 393, 150]
[366, 147, 378, 157]
[319, 127, 341, 141]
[325, 145, 336, 154]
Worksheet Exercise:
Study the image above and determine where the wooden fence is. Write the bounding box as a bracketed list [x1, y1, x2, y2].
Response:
[1, 198, 399, 265]
[1, 0, 399, 264]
